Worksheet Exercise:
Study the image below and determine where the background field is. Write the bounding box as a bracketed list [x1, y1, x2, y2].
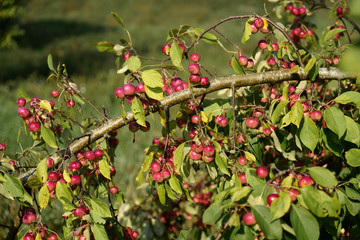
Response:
[0, 0, 350, 238]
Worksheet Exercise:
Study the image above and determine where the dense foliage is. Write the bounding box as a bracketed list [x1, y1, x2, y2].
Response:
[1, 0, 360, 239]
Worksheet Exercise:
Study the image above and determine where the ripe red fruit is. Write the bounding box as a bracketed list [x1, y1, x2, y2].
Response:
[23, 233, 35, 240]
[267, 193, 280, 205]
[189, 74, 201, 83]
[139, 121, 151, 132]
[22, 213, 36, 224]
[123, 51, 131, 60]
[110, 186, 118, 194]
[267, 58, 277, 67]
[17, 97, 26, 107]
[152, 172, 163, 182]
[245, 117, 259, 129]
[190, 53, 200, 62]
[132, 231, 139, 239]
[191, 114, 200, 124]
[238, 173, 247, 184]
[48, 171, 59, 182]
[258, 40, 268, 50]
[298, 7, 306, 15]
[200, 76, 209, 86]
[94, 149, 104, 158]
[336, 7, 343, 17]
[18, 107, 30, 118]
[288, 188, 299, 201]
[250, 23, 258, 34]
[238, 56, 248, 66]
[191, 143, 204, 153]
[51, 90, 59, 98]
[129, 122, 139, 133]
[188, 63, 200, 74]
[46, 180, 57, 192]
[122, 84, 136, 96]
[291, 7, 299, 16]
[135, 83, 145, 94]
[243, 212, 256, 225]
[46, 158, 54, 168]
[161, 169, 171, 179]
[66, 99, 75, 108]
[256, 166, 269, 178]
[254, 18, 264, 28]
[236, 133, 246, 144]
[161, 44, 171, 55]
[189, 150, 202, 160]
[115, 87, 125, 98]
[271, 43, 279, 52]
[246, 59, 254, 68]
[73, 206, 86, 217]
[70, 175, 81, 185]
[237, 156, 248, 166]
[84, 150, 95, 161]
[0, 143, 6, 151]
[263, 128, 271, 136]
[203, 145, 215, 157]
[298, 176, 314, 188]
[47, 233, 58, 240]
[150, 162, 161, 173]
[178, 44, 185, 54]
[70, 161, 81, 171]
[310, 110, 322, 121]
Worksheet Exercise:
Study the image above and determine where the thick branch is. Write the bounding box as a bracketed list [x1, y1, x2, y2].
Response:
[19, 68, 357, 184]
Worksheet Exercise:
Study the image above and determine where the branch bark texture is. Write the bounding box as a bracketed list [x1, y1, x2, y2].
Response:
[19, 68, 357, 183]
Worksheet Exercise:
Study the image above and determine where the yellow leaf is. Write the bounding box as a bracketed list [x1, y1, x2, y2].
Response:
[63, 170, 71, 183]
[262, 18, 269, 29]
[40, 100, 52, 113]
[200, 111, 208, 123]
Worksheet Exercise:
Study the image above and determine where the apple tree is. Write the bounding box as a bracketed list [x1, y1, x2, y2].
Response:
[1, 0, 360, 239]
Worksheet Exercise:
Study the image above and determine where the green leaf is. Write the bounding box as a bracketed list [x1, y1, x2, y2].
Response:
[142, 69, 164, 88]
[324, 28, 346, 43]
[41, 125, 58, 149]
[73, 94, 85, 105]
[241, 21, 252, 44]
[344, 116, 360, 146]
[334, 91, 360, 107]
[290, 65, 300, 73]
[88, 198, 112, 218]
[203, 204, 224, 225]
[323, 106, 346, 138]
[252, 205, 283, 240]
[271, 100, 289, 124]
[0, 184, 14, 200]
[111, 12, 125, 28]
[55, 181, 72, 204]
[231, 186, 251, 202]
[299, 116, 319, 152]
[191, 28, 218, 45]
[131, 97, 146, 127]
[244, 151, 256, 162]
[169, 175, 182, 194]
[289, 101, 303, 128]
[231, 56, 245, 75]
[127, 56, 141, 72]
[345, 186, 360, 201]
[321, 128, 343, 156]
[308, 167, 338, 187]
[215, 152, 230, 176]
[38, 184, 50, 209]
[304, 57, 316, 73]
[173, 142, 185, 174]
[144, 85, 163, 100]
[157, 183, 166, 205]
[345, 148, 360, 167]
[308, 62, 319, 81]
[271, 191, 291, 221]
[17, 89, 31, 102]
[3, 174, 24, 198]
[301, 186, 341, 217]
[136, 153, 153, 186]
[290, 205, 320, 240]
[170, 42, 183, 69]
[99, 159, 111, 180]
[96, 41, 114, 53]
[36, 158, 48, 183]
[47, 54, 55, 71]
[91, 223, 109, 240]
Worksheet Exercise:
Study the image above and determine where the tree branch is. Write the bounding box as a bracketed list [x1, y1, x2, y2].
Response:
[19, 68, 357, 184]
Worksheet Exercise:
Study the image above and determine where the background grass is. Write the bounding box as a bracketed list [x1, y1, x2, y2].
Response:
[1, 0, 356, 238]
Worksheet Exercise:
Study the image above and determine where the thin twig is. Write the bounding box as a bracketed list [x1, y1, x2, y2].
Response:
[57, 110, 91, 133]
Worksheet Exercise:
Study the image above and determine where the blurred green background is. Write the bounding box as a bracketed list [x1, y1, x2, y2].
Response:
[1, 0, 358, 238]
